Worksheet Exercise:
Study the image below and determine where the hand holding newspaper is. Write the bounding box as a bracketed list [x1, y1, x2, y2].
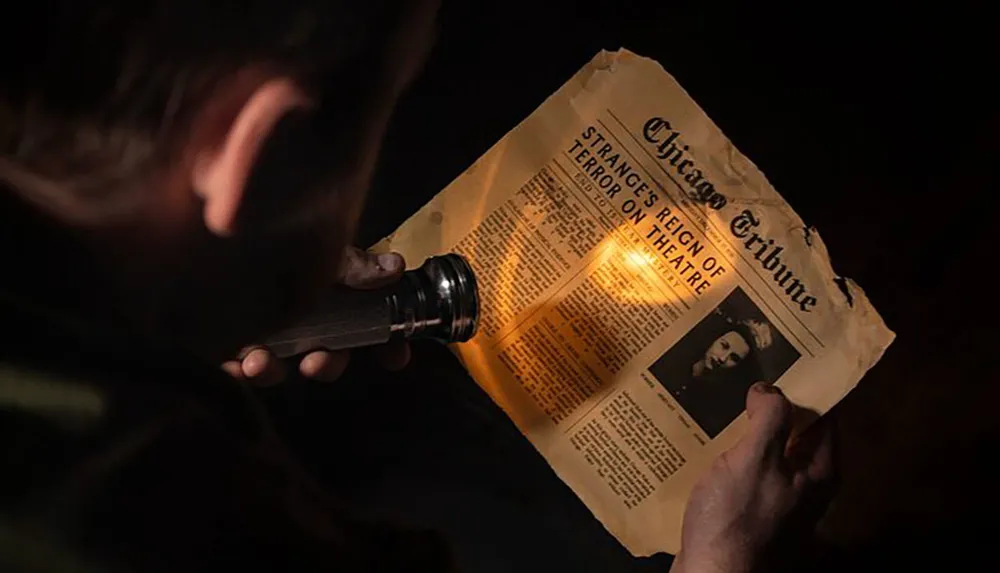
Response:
[375, 49, 894, 555]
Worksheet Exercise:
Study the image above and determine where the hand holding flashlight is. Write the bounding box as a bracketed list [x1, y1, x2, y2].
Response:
[223, 249, 479, 384]
[222, 247, 412, 384]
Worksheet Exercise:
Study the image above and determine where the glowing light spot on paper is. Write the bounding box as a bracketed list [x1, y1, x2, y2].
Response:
[625, 250, 656, 270]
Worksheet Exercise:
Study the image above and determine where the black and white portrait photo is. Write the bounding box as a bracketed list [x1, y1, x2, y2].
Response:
[648, 287, 801, 438]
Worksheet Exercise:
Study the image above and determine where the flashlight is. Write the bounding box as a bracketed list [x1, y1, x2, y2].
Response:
[265, 253, 479, 358]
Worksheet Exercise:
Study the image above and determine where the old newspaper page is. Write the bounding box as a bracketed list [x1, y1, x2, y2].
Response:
[376, 49, 894, 556]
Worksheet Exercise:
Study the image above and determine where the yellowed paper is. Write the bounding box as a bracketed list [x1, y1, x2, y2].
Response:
[376, 49, 894, 556]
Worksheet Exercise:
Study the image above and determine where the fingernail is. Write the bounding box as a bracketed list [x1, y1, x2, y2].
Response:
[298, 352, 323, 379]
[377, 253, 402, 273]
[243, 349, 268, 378]
[753, 382, 780, 394]
[221, 361, 244, 379]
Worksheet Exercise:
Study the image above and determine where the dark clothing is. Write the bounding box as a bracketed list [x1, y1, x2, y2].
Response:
[666, 372, 749, 438]
[0, 292, 454, 572]
[0, 291, 673, 572]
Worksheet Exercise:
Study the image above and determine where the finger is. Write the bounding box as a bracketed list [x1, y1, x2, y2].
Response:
[370, 338, 411, 372]
[241, 347, 286, 386]
[221, 360, 244, 379]
[793, 417, 836, 483]
[735, 382, 793, 465]
[339, 247, 405, 290]
[299, 350, 350, 382]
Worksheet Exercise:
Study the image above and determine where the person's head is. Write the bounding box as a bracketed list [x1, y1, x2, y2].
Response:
[692, 319, 773, 378]
[1, 0, 439, 360]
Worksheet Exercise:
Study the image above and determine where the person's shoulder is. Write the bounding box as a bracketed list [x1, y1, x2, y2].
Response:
[0, 299, 458, 573]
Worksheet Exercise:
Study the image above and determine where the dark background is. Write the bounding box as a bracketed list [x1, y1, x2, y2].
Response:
[320, 1, 998, 571]
[649, 286, 801, 438]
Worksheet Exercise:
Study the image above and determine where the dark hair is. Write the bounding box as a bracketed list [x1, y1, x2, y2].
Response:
[728, 323, 765, 381]
[0, 0, 403, 224]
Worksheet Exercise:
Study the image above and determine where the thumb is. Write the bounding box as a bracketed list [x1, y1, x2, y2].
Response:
[733, 382, 793, 466]
[338, 247, 406, 290]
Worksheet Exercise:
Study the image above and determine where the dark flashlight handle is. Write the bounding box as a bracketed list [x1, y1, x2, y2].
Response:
[264, 287, 394, 358]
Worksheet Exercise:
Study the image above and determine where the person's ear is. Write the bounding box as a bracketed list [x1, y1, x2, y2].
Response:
[191, 77, 311, 236]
